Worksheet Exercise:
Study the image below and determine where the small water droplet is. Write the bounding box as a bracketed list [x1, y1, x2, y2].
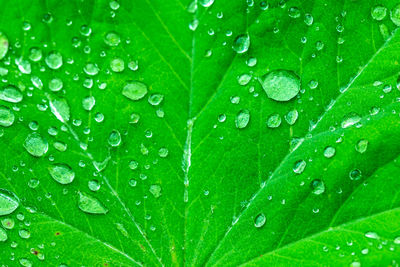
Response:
[49, 97, 70, 123]
[149, 184, 162, 198]
[104, 31, 121, 46]
[349, 168, 362, 181]
[311, 179, 325, 195]
[391, 4, 400, 26]
[267, 113, 282, 128]
[293, 160, 306, 174]
[0, 106, 15, 127]
[0, 85, 23, 103]
[0, 189, 18, 216]
[323, 146, 336, 158]
[355, 139, 368, 153]
[0, 32, 8, 60]
[45, 51, 63, 69]
[108, 130, 121, 147]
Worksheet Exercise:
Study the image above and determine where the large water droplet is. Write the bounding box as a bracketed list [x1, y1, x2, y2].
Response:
[261, 70, 300, 102]
[235, 109, 250, 129]
[122, 81, 148, 101]
[0, 106, 14, 127]
[78, 192, 108, 214]
[254, 213, 266, 228]
[341, 112, 361, 128]
[284, 110, 298, 125]
[104, 31, 121, 46]
[232, 34, 250, 54]
[323, 146, 336, 158]
[23, 132, 48, 157]
[49, 97, 70, 123]
[199, 0, 214, 7]
[45, 51, 63, 69]
[0, 32, 8, 60]
[0, 85, 23, 103]
[0, 189, 19, 216]
[82, 96, 96, 111]
[48, 164, 75, 184]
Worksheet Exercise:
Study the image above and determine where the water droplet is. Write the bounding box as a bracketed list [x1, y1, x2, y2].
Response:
[235, 109, 250, 129]
[54, 141, 67, 152]
[149, 185, 162, 198]
[158, 148, 169, 158]
[254, 213, 266, 228]
[304, 13, 313, 26]
[82, 96, 95, 111]
[238, 74, 252, 86]
[48, 164, 75, 184]
[78, 192, 108, 214]
[19, 229, 30, 239]
[1, 218, 14, 229]
[355, 139, 368, 153]
[0, 228, 7, 242]
[199, 0, 214, 7]
[311, 179, 325, 195]
[28, 178, 39, 189]
[0, 106, 14, 127]
[365, 231, 379, 239]
[323, 146, 336, 158]
[49, 78, 63, 92]
[122, 81, 148, 101]
[0, 189, 19, 216]
[391, 4, 400, 26]
[45, 51, 63, 69]
[110, 58, 125, 72]
[371, 6, 387, 21]
[260, 70, 300, 102]
[288, 7, 300, 18]
[104, 31, 121, 46]
[0, 85, 23, 103]
[0, 32, 8, 60]
[267, 113, 282, 128]
[49, 97, 70, 123]
[293, 160, 306, 174]
[232, 34, 250, 54]
[341, 113, 361, 128]
[349, 168, 362, 181]
[284, 110, 298, 125]
[88, 180, 100, 192]
[23, 133, 48, 157]
[108, 130, 121, 147]
[84, 63, 99, 76]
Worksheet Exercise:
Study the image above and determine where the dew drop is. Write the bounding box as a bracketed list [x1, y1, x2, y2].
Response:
[45, 51, 63, 69]
[254, 213, 266, 228]
[293, 160, 306, 174]
[371, 6, 387, 21]
[355, 139, 368, 153]
[0, 228, 7, 242]
[0, 85, 23, 103]
[49, 78, 63, 92]
[0, 32, 8, 60]
[0, 189, 19, 216]
[23, 132, 48, 157]
[0, 106, 15, 127]
[48, 163, 75, 184]
[104, 31, 121, 46]
[341, 113, 361, 128]
[391, 4, 400, 26]
[311, 179, 325, 195]
[122, 81, 148, 101]
[267, 113, 282, 128]
[235, 109, 250, 129]
[149, 185, 162, 198]
[284, 110, 298, 125]
[82, 96, 96, 111]
[78, 192, 108, 214]
[323, 146, 336, 158]
[349, 168, 362, 181]
[88, 180, 100, 192]
[260, 70, 300, 102]
[148, 94, 164, 106]
[232, 34, 250, 54]
[49, 97, 70, 123]
[108, 130, 121, 147]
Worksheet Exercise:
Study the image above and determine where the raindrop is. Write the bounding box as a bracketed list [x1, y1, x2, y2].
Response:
[311, 179, 325, 195]
[390, 4, 400, 26]
[104, 31, 121, 46]
[371, 6, 387, 21]
[235, 109, 250, 129]
[0, 106, 15, 127]
[88, 180, 100, 192]
[232, 34, 250, 54]
[284, 110, 298, 125]
[23, 133, 48, 157]
[293, 160, 306, 174]
[122, 81, 148, 101]
[267, 113, 282, 128]
[148, 94, 164, 106]
[260, 70, 300, 101]
[78, 192, 108, 214]
[108, 130, 121, 147]
[149, 185, 162, 198]
[110, 58, 125, 72]
[82, 96, 96, 111]
[49, 78, 63, 92]
[0, 85, 23, 103]
[0, 228, 6, 242]
[84, 63, 99, 76]
[355, 139, 368, 153]
[341, 113, 361, 128]
[48, 163, 75, 184]
[323, 146, 336, 158]
[0, 32, 8, 60]
[45, 51, 63, 69]
[49, 97, 70, 123]
[349, 168, 362, 181]
[0, 189, 19, 216]
[254, 213, 266, 228]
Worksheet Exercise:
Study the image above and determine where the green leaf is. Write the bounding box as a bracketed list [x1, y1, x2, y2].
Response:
[0, 0, 400, 266]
